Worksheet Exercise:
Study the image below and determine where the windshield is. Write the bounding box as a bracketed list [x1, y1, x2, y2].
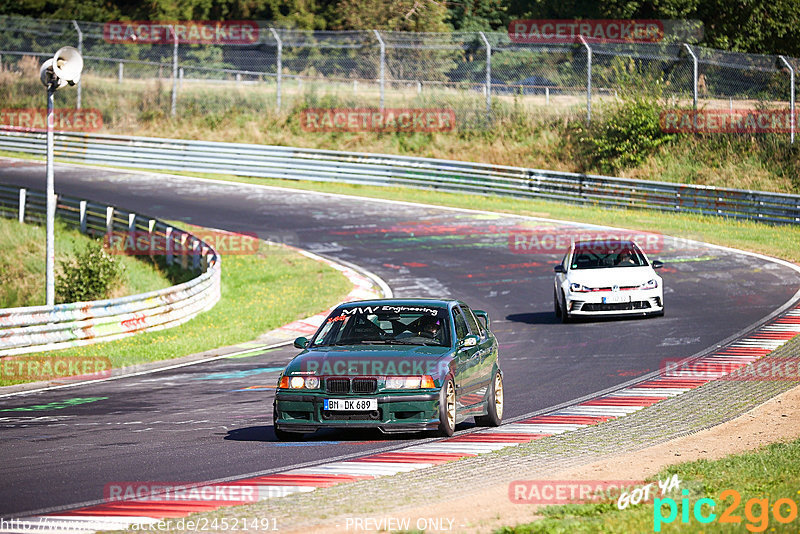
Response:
[311, 305, 451, 347]
[570, 244, 648, 269]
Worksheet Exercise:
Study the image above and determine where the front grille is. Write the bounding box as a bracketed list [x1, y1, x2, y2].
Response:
[582, 301, 651, 312]
[352, 377, 378, 394]
[326, 377, 350, 394]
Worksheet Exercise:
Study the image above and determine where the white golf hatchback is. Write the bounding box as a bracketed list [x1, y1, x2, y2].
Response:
[553, 239, 664, 322]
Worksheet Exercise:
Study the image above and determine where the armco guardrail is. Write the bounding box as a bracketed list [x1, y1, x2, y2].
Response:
[1, 129, 799, 224]
[0, 183, 221, 357]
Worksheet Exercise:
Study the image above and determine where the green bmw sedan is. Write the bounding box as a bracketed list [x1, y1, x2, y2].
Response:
[273, 298, 503, 439]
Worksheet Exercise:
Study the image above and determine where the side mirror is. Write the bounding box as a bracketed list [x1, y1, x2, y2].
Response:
[293, 336, 309, 349]
[652, 260, 664, 269]
[554, 264, 566, 273]
[473, 310, 490, 330]
[460, 335, 479, 348]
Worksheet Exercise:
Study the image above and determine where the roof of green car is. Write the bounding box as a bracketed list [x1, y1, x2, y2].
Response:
[335, 298, 458, 309]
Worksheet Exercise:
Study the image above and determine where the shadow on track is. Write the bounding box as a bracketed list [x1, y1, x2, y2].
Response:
[507, 312, 660, 325]
[225, 426, 434, 443]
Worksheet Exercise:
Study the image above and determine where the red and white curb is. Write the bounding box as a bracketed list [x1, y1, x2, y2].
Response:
[6, 307, 800, 533]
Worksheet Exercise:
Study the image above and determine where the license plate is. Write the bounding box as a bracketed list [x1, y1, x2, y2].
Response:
[603, 294, 629, 304]
[324, 398, 377, 411]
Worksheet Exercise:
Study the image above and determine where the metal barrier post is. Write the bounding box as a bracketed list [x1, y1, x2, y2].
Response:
[166, 226, 173, 265]
[18, 188, 26, 223]
[192, 238, 200, 270]
[148, 219, 156, 258]
[579, 36, 592, 124]
[171, 25, 178, 117]
[269, 28, 282, 111]
[106, 206, 114, 235]
[79, 200, 86, 233]
[778, 56, 795, 144]
[683, 44, 698, 121]
[181, 233, 189, 269]
[72, 20, 83, 110]
[374, 30, 385, 110]
[118, 62, 123, 84]
[479, 32, 491, 119]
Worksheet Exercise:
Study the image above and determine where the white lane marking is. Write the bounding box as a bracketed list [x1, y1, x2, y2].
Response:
[610, 388, 688, 397]
[508, 423, 587, 433]
[552, 406, 646, 416]
[256, 485, 317, 499]
[288, 462, 427, 476]
[730, 339, 788, 349]
[402, 443, 513, 453]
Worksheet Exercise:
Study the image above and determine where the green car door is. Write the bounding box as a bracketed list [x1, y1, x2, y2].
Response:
[453, 306, 486, 414]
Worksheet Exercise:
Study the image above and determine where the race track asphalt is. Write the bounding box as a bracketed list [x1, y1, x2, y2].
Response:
[1, 160, 798, 516]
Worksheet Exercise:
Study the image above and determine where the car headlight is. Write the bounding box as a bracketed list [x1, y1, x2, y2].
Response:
[569, 282, 591, 293]
[385, 375, 435, 389]
[639, 279, 658, 290]
[278, 375, 320, 389]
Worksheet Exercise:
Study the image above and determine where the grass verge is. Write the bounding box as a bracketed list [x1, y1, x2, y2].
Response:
[0, 216, 173, 308]
[2, 65, 798, 193]
[0, 238, 351, 387]
[496, 436, 800, 533]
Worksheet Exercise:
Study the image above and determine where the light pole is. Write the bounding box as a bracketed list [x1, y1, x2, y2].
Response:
[39, 46, 83, 307]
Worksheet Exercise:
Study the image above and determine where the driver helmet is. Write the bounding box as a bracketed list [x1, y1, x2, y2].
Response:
[419, 316, 442, 335]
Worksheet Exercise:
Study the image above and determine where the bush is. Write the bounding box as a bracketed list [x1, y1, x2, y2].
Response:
[580, 98, 675, 174]
[56, 240, 123, 303]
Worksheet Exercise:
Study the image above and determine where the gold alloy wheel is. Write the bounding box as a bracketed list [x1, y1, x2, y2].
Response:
[446, 380, 456, 430]
[494, 372, 504, 420]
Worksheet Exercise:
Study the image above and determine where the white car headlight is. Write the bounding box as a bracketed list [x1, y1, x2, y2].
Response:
[639, 279, 658, 290]
[569, 282, 591, 293]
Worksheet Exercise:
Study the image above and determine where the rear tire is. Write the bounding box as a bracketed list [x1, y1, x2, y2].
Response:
[475, 370, 503, 427]
[437, 378, 457, 437]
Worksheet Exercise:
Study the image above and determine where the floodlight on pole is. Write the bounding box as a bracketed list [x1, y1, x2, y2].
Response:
[39, 46, 83, 307]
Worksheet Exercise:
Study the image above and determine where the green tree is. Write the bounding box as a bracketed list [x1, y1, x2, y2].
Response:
[447, 0, 508, 31]
[333, 0, 450, 31]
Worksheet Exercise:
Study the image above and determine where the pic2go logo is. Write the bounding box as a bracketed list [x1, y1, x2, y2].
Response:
[654, 489, 799, 532]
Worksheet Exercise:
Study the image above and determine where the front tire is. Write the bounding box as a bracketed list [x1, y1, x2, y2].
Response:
[554, 289, 562, 319]
[560, 291, 571, 324]
[475, 370, 503, 427]
[437, 378, 457, 437]
[273, 404, 301, 441]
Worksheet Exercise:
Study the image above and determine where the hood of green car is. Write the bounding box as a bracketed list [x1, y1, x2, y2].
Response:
[284, 344, 453, 379]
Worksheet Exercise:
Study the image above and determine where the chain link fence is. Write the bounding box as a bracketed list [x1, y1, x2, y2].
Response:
[0, 15, 796, 137]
